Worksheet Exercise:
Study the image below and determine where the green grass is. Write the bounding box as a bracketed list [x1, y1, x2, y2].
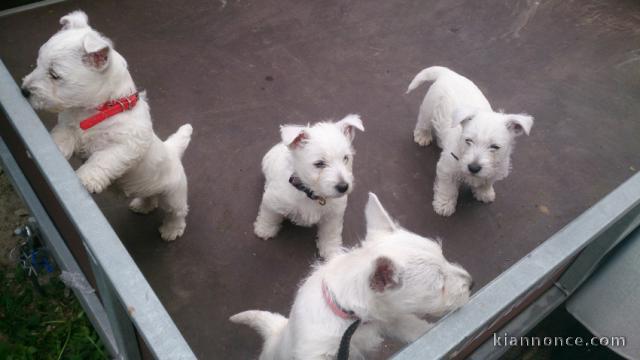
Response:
[0, 267, 107, 360]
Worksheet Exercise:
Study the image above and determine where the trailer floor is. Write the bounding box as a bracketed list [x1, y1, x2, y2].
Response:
[1, 0, 640, 358]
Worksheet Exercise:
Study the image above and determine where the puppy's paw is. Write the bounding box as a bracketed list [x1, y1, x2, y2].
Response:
[56, 143, 74, 160]
[413, 128, 432, 147]
[254, 221, 280, 240]
[76, 169, 108, 194]
[129, 197, 158, 214]
[433, 197, 456, 216]
[317, 234, 343, 259]
[318, 244, 341, 260]
[473, 187, 495, 203]
[159, 222, 185, 242]
[51, 129, 75, 160]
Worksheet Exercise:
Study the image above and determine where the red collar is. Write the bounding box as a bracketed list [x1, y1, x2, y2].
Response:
[79, 92, 139, 130]
[322, 281, 358, 320]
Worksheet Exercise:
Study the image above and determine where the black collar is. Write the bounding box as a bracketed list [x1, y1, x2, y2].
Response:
[289, 174, 326, 205]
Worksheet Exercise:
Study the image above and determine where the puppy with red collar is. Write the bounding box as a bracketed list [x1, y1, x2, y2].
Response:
[21, 11, 193, 241]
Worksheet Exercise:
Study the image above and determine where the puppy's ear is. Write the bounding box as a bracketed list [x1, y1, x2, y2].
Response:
[452, 107, 476, 128]
[505, 114, 534, 136]
[280, 125, 308, 149]
[370, 257, 400, 292]
[82, 32, 111, 71]
[60, 10, 89, 30]
[365, 192, 396, 234]
[336, 114, 364, 142]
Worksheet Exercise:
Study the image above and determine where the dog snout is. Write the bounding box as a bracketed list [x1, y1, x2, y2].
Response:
[468, 163, 482, 174]
[468, 278, 475, 290]
[335, 182, 349, 194]
[21, 86, 31, 98]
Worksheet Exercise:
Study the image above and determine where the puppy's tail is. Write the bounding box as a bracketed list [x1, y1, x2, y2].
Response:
[230, 310, 288, 341]
[406, 66, 452, 94]
[165, 124, 193, 159]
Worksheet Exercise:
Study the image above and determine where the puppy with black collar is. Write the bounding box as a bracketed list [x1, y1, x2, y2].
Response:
[253, 115, 364, 259]
[407, 66, 534, 216]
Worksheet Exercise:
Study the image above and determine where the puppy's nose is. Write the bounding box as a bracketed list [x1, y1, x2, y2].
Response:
[468, 279, 475, 290]
[21, 87, 31, 98]
[335, 182, 349, 193]
[468, 163, 482, 174]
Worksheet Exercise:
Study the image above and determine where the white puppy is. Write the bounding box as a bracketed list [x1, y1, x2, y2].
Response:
[21, 11, 193, 241]
[233, 193, 472, 360]
[407, 66, 534, 216]
[254, 115, 364, 258]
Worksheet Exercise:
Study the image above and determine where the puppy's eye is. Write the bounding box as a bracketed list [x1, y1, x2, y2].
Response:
[48, 69, 61, 80]
[465, 138, 473, 145]
[314, 160, 326, 169]
[343, 155, 349, 163]
[490, 144, 501, 150]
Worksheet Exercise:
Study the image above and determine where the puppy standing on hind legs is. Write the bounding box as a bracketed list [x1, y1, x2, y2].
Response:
[406, 66, 534, 216]
[254, 115, 364, 259]
[233, 193, 472, 360]
[21, 10, 193, 241]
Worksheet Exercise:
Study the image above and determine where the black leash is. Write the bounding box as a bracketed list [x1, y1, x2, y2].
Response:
[450, 152, 459, 161]
[289, 174, 327, 205]
[337, 319, 361, 360]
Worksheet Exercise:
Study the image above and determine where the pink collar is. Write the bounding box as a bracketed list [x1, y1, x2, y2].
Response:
[322, 281, 358, 320]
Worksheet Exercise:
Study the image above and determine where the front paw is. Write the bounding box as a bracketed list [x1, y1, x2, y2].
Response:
[317, 240, 342, 260]
[474, 187, 496, 203]
[51, 131, 75, 160]
[254, 220, 280, 240]
[400, 321, 434, 343]
[76, 169, 109, 194]
[159, 222, 185, 241]
[57, 144, 74, 160]
[413, 128, 432, 147]
[433, 196, 456, 216]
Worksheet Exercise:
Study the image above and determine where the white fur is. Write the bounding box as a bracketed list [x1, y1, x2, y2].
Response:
[232, 193, 472, 360]
[407, 66, 533, 216]
[21, 10, 193, 241]
[254, 115, 364, 258]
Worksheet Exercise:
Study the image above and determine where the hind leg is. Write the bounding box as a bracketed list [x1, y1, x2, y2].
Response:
[158, 182, 188, 242]
[129, 196, 158, 214]
[413, 105, 433, 146]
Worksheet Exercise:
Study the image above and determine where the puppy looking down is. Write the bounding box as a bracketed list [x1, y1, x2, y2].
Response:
[407, 66, 534, 216]
[254, 115, 364, 259]
[21, 11, 193, 241]
[234, 193, 472, 360]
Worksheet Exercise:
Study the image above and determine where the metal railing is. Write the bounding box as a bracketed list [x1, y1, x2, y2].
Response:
[393, 171, 640, 359]
[0, 60, 196, 359]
